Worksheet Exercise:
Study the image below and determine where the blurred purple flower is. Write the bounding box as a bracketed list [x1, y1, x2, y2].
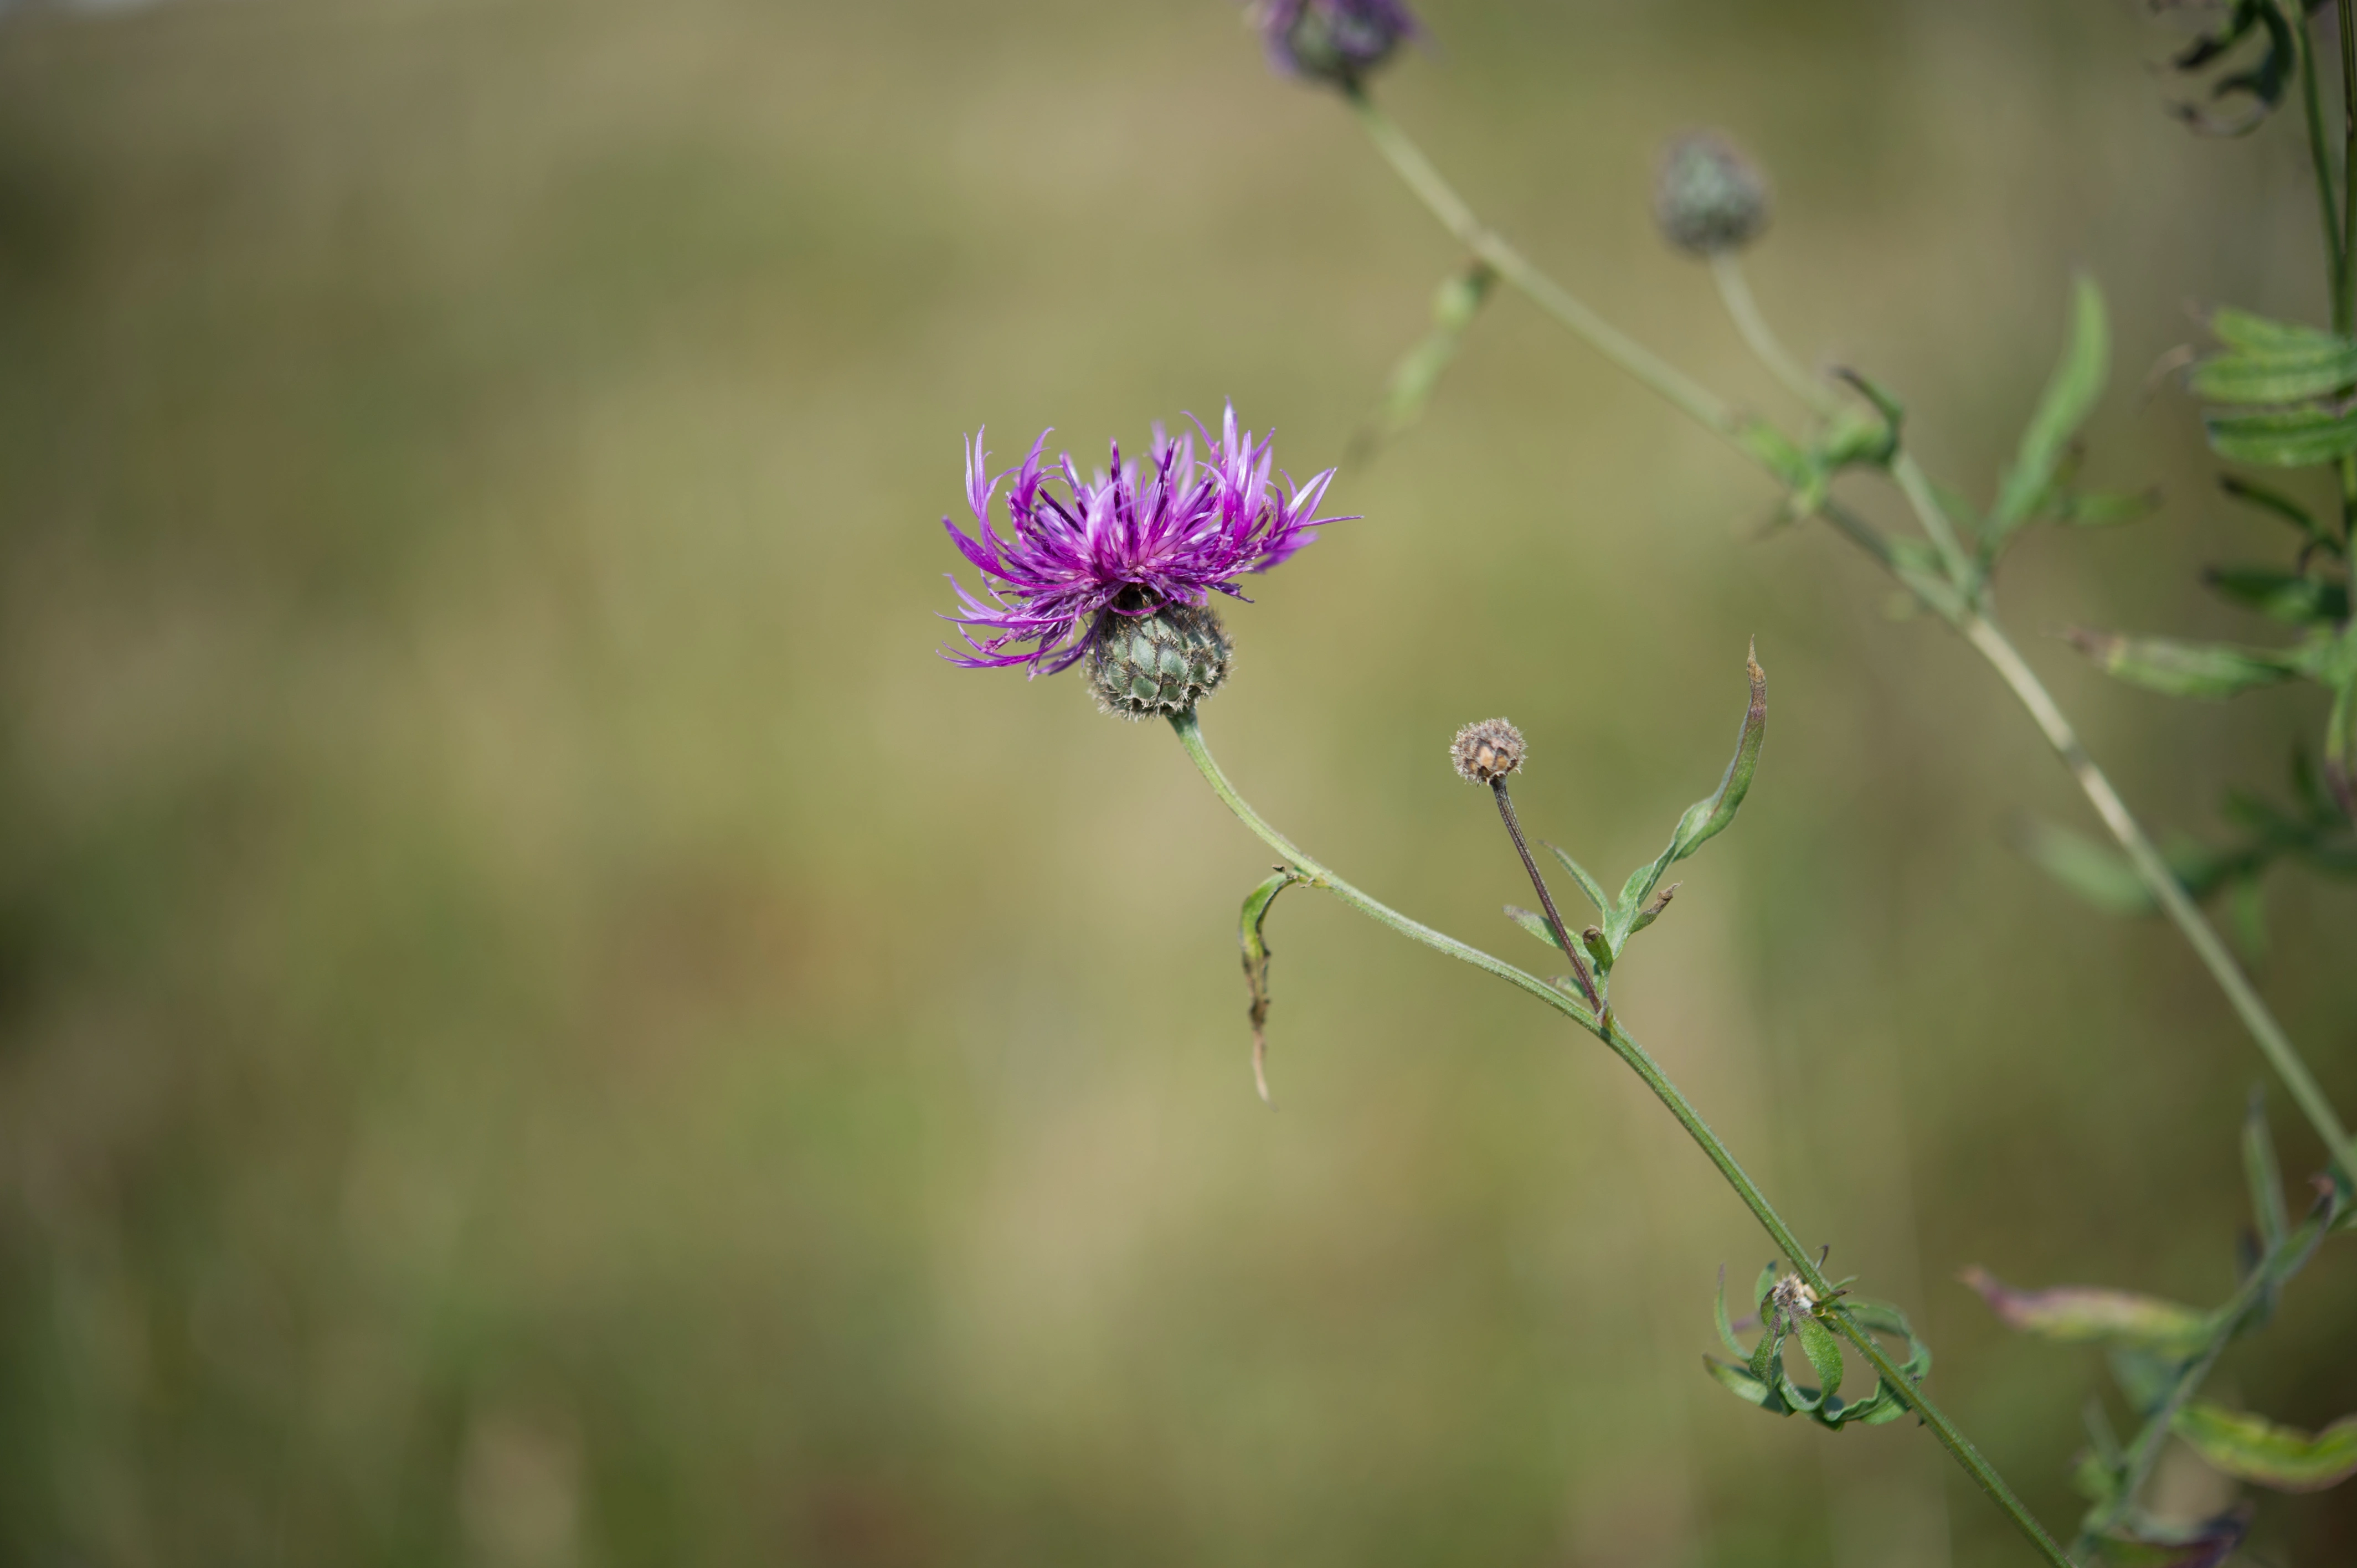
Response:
[1255, 0, 1420, 85]
[940, 406, 1342, 673]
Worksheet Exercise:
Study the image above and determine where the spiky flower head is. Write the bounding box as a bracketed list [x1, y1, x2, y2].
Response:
[1451, 718, 1526, 785]
[1254, 0, 1421, 86]
[940, 405, 1341, 681]
[1654, 132, 1770, 257]
[1087, 602, 1233, 720]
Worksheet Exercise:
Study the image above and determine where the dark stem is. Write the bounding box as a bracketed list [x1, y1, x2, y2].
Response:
[2342, 0, 2356, 334]
[1488, 777, 1602, 1012]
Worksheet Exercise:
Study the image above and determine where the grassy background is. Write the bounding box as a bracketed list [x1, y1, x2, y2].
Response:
[0, 0, 2351, 1564]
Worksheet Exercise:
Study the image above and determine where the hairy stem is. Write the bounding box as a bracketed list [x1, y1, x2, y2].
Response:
[1489, 778, 1603, 1010]
[1169, 707, 2073, 1568]
[1342, 86, 2351, 1181]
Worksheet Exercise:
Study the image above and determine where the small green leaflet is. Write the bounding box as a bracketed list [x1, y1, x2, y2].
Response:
[1959, 1266, 2212, 1358]
[2191, 308, 2357, 404]
[2063, 629, 2299, 700]
[1238, 869, 1306, 1105]
[2173, 1402, 2357, 1492]
[1989, 274, 2109, 545]
[2205, 405, 2357, 468]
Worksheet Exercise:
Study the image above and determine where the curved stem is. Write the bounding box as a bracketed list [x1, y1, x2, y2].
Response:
[2297, 0, 2346, 331]
[1341, 86, 2351, 1182]
[1489, 778, 1603, 1011]
[1710, 252, 1840, 415]
[1169, 707, 2074, 1568]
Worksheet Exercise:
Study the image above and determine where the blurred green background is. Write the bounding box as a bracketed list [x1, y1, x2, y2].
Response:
[0, 0, 2351, 1563]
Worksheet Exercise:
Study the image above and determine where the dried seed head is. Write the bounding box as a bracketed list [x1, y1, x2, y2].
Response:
[1451, 718, 1526, 784]
[1085, 602, 1233, 719]
[1768, 1273, 1818, 1324]
[1654, 132, 1770, 257]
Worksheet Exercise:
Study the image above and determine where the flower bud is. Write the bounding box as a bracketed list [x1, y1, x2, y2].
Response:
[1257, 0, 1419, 87]
[1653, 132, 1770, 257]
[1087, 603, 1233, 719]
[1451, 718, 1525, 784]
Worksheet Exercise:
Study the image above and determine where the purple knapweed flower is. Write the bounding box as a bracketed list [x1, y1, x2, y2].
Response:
[941, 405, 1342, 677]
[1255, 0, 1421, 85]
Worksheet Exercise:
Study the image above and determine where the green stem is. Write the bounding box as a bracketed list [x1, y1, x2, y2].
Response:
[1168, 707, 2074, 1568]
[1710, 252, 1839, 415]
[1342, 86, 2353, 1183]
[2297, 0, 2346, 331]
[2339, 0, 2356, 332]
[1343, 85, 1747, 441]
[1957, 615, 2356, 1180]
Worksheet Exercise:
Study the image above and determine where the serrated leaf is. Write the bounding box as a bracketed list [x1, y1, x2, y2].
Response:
[1669, 643, 1767, 863]
[1239, 870, 1304, 1105]
[2064, 629, 2299, 699]
[2205, 565, 2350, 623]
[1990, 275, 2109, 541]
[1795, 1315, 1844, 1402]
[1959, 1267, 2211, 1356]
[1541, 843, 1611, 918]
[2173, 1402, 2357, 1492]
[2205, 404, 2357, 467]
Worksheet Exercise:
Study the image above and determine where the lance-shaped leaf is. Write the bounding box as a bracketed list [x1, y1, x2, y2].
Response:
[2206, 405, 2357, 468]
[1670, 643, 1767, 863]
[2010, 818, 2155, 915]
[2191, 308, 2357, 403]
[1542, 843, 1612, 918]
[1238, 870, 1305, 1105]
[1989, 275, 2109, 545]
[1356, 259, 1497, 456]
[1502, 905, 1562, 952]
[2064, 629, 2300, 699]
[2220, 473, 2335, 551]
[2205, 565, 2350, 624]
[2173, 1402, 2357, 1492]
[1959, 1267, 2211, 1356]
[1795, 1315, 1844, 1403]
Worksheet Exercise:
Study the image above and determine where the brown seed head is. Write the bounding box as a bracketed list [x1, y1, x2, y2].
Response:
[1450, 718, 1526, 785]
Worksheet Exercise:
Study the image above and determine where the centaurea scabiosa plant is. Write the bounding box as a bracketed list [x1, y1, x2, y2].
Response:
[937, 417, 2076, 1562]
[1234, 2, 2357, 1560]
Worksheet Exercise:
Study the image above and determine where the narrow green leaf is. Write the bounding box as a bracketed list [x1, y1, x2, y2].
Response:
[1959, 1267, 2211, 1356]
[1713, 1267, 1746, 1358]
[1238, 870, 1304, 1105]
[1669, 643, 1768, 863]
[2205, 565, 2350, 624]
[2094, 1507, 2251, 1568]
[2205, 405, 2357, 467]
[1542, 843, 1612, 919]
[1795, 1316, 1844, 1402]
[1703, 1356, 1776, 1409]
[1991, 274, 2109, 539]
[1502, 905, 1562, 952]
[2063, 628, 2299, 699]
[2220, 473, 2329, 545]
[2243, 1088, 2288, 1250]
[2174, 1402, 2357, 1492]
[1358, 259, 1497, 453]
[2209, 306, 2345, 356]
